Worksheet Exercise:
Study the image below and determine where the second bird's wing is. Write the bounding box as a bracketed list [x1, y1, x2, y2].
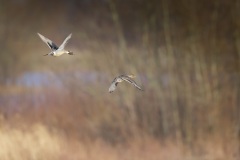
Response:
[121, 76, 143, 91]
[37, 33, 59, 51]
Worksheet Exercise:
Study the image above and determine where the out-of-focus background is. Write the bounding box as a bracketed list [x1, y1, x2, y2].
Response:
[0, 0, 239, 159]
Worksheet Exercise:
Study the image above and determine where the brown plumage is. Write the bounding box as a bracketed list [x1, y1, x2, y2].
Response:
[109, 74, 143, 93]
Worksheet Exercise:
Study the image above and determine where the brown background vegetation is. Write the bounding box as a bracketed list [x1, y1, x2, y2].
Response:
[0, 0, 239, 159]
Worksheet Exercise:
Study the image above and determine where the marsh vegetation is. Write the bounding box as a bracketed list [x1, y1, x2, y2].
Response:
[0, 0, 239, 159]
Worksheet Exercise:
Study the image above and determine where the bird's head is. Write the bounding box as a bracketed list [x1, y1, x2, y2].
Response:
[67, 51, 74, 55]
[108, 88, 114, 93]
[128, 74, 136, 78]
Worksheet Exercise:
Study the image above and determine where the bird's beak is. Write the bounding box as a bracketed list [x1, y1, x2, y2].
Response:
[129, 74, 136, 78]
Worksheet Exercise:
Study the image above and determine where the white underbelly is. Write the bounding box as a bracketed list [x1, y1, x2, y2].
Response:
[53, 51, 65, 56]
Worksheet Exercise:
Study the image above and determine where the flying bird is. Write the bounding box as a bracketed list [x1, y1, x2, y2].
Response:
[109, 74, 144, 93]
[37, 33, 73, 56]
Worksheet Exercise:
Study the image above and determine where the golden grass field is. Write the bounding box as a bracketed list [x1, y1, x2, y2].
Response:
[0, 112, 238, 160]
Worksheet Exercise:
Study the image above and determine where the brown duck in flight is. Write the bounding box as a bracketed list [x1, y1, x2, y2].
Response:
[109, 74, 144, 93]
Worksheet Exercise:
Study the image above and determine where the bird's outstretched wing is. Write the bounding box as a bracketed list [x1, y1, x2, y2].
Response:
[37, 33, 58, 51]
[58, 33, 72, 50]
[121, 76, 143, 91]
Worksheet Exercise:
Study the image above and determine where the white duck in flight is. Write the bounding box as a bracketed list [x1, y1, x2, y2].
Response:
[37, 33, 73, 56]
[109, 74, 144, 93]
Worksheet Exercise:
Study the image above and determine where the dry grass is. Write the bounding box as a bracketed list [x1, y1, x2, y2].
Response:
[0, 124, 61, 160]
[0, 121, 238, 160]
